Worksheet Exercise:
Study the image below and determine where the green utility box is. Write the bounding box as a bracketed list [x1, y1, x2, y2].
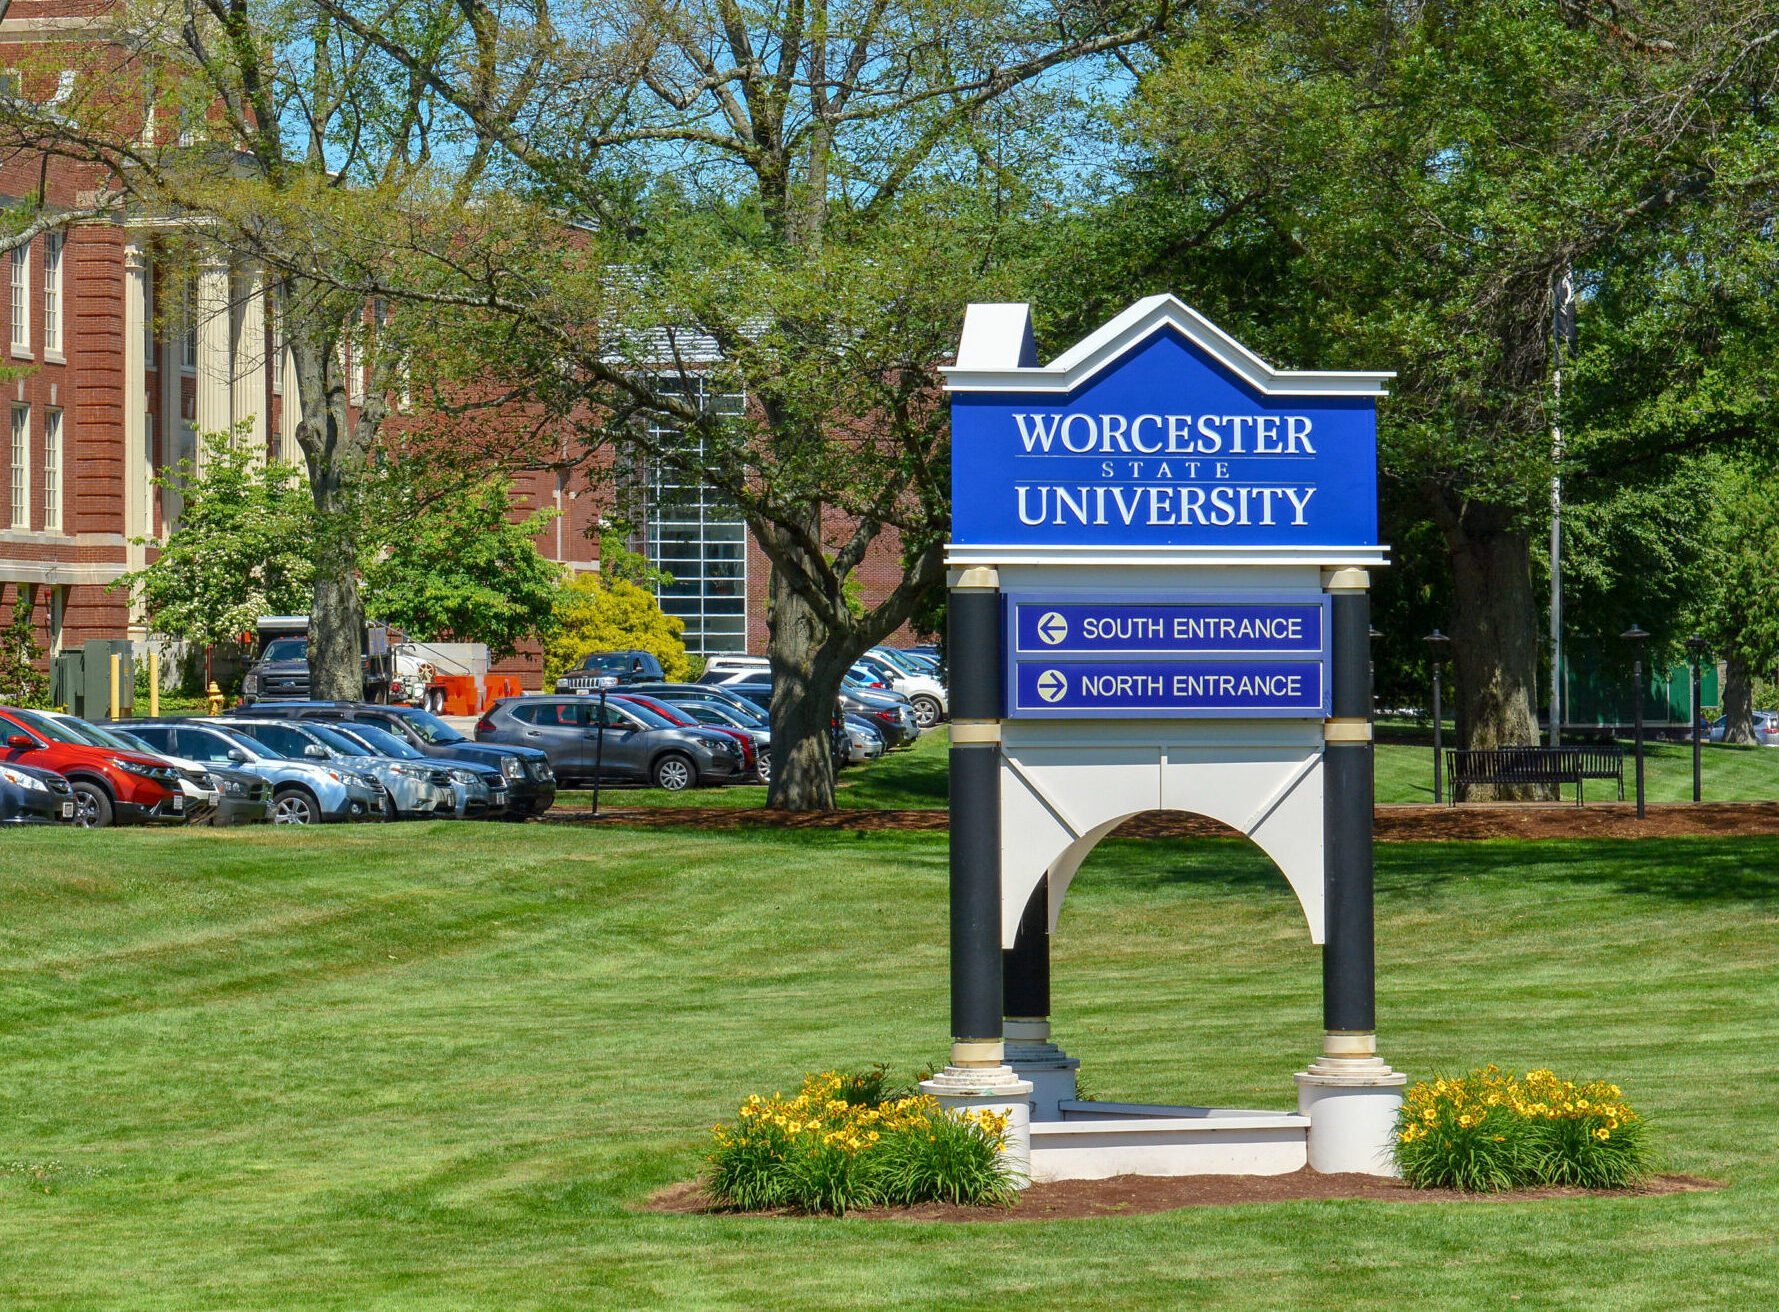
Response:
[49, 640, 135, 718]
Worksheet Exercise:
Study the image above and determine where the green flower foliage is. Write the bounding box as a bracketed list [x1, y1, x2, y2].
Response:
[1394, 1067, 1652, 1192]
[705, 1071, 1016, 1216]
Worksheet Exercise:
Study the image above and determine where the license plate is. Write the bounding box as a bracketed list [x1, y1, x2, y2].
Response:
[61, 801, 74, 818]
[172, 796, 184, 812]
[371, 798, 384, 811]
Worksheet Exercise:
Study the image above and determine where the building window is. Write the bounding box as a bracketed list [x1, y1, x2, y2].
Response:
[42, 407, 60, 531]
[644, 377, 748, 654]
[42, 231, 62, 356]
[10, 244, 28, 353]
[269, 298, 282, 393]
[9, 403, 28, 528]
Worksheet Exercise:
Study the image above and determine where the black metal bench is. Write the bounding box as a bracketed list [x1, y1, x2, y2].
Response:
[1445, 746, 1625, 806]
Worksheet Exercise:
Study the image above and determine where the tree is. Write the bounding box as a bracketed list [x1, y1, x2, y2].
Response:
[303, 0, 1169, 807]
[115, 433, 315, 649]
[0, 0, 502, 702]
[0, 586, 49, 707]
[362, 482, 562, 661]
[542, 575, 691, 685]
[1689, 467, 1779, 744]
[1068, 0, 1779, 749]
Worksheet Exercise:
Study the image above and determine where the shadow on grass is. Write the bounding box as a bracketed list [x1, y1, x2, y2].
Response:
[1078, 833, 1779, 905]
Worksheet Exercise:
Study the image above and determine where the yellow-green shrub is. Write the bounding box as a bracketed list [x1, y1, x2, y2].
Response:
[541, 574, 690, 684]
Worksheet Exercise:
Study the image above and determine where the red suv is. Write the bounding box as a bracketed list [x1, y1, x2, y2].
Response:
[0, 706, 187, 828]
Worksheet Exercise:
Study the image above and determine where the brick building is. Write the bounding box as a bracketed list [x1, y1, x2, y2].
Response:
[0, 2, 916, 685]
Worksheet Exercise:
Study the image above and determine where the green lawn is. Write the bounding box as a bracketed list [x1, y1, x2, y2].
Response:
[561, 726, 1779, 812]
[554, 724, 952, 811]
[2, 823, 1776, 1308]
[1376, 735, 1779, 804]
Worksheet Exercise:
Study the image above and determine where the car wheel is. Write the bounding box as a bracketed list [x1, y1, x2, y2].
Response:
[911, 695, 943, 728]
[71, 781, 114, 829]
[652, 752, 697, 791]
[272, 787, 320, 825]
[755, 753, 772, 785]
[382, 788, 400, 821]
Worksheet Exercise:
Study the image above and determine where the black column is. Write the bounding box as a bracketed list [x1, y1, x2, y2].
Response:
[1323, 586, 1376, 1035]
[1002, 873, 1050, 1021]
[948, 581, 1004, 1046]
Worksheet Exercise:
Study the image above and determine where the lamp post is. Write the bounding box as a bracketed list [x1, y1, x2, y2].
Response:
[1621, 625, 1649, 818]
[1424, 630, 1451, 803]
[1686, 635, 1708, 804]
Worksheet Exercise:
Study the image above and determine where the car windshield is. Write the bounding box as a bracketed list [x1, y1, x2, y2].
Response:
[612, 699, 676, 729]
[49, 716, 137, 749]
[579, 653, 641, 672]
[677, 701, 760, 729]
[108, 729, 167, 756]
[261, 637, 307, 662]
[304, 723, 374, 756]
[4, 708, 90, 745]
[627, 698, 692, 725]
[216, 727, 279, 758]
[339, 723, 425, 759]
[390, 708, 465, 744]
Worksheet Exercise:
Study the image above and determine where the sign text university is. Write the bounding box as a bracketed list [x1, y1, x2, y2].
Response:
[1012, 410, 1322, 529]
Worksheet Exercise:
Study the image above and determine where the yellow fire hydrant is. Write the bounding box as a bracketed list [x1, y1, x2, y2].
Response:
[206, 681, 225, 716]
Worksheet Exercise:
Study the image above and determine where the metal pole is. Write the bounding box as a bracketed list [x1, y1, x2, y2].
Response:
[1692, 655, 1702, 804]
[591, 689, 606, 817]
[1633, 648, 1646, 818]
[1431, 661, 1443, 805]
[1550, 273, 1574, 749]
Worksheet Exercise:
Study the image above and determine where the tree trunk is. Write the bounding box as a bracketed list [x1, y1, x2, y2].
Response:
[765, 557, 851, 810]
[286, 283, 366, 702]
[1436, 497, 1543, 755]
[1722, 655, 1755, 744]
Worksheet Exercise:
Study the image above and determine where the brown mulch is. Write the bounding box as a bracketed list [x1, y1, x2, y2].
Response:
[546, 801, 1779, 841]
[644, 1170, 1717, 1222]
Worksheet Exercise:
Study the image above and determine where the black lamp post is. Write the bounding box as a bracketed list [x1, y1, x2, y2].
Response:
[1621, 625, 1649, 818]
[1686, 635, 1708, 804]
[1424, 629, 1452, 803]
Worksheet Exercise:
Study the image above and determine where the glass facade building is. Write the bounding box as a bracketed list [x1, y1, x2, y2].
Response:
[644, 378, 748, 653]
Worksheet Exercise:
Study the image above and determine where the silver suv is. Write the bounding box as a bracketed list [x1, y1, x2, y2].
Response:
[220, 718, 450, 820]
[127, 721, 384, 824]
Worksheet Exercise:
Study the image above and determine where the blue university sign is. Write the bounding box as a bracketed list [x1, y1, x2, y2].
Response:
[945, 296, 1390, 551]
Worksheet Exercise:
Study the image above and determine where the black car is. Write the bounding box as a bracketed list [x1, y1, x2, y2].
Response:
[477, 695, 745, 790]
[243, 701, 558, 818]
[554, 650, 667, 694]
[1, 760, 75, 824]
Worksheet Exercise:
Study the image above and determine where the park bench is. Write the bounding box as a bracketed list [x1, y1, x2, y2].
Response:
[1445, 746, 1626, 806]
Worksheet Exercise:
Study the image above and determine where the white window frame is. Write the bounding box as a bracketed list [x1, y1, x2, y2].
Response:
[42, 231, 62, 359]
[9, 403, 29, 529]
[181, 280, 197, 372]
[144, 260, 156, 369]
[10, 244, 29, 356]
[42, 407, 61, 531]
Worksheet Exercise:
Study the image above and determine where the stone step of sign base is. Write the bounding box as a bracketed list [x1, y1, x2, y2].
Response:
[1028, 1101, 1310, 1182]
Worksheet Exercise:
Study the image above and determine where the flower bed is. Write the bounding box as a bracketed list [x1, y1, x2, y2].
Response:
[704, 1070, 1016, 1215]
[1394, 1066, 1651, 1190]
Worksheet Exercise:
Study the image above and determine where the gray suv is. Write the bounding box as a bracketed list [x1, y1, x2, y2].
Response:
[127, 721, 385, 823]
[477, 696, 744, 790]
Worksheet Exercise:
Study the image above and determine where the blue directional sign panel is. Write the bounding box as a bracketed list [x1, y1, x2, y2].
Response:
[950, 326, 1381, 549]
[1004, 593, 1329, 719]
[1012, 599, 1324, 657]
[1012, 660, 1325, 717]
